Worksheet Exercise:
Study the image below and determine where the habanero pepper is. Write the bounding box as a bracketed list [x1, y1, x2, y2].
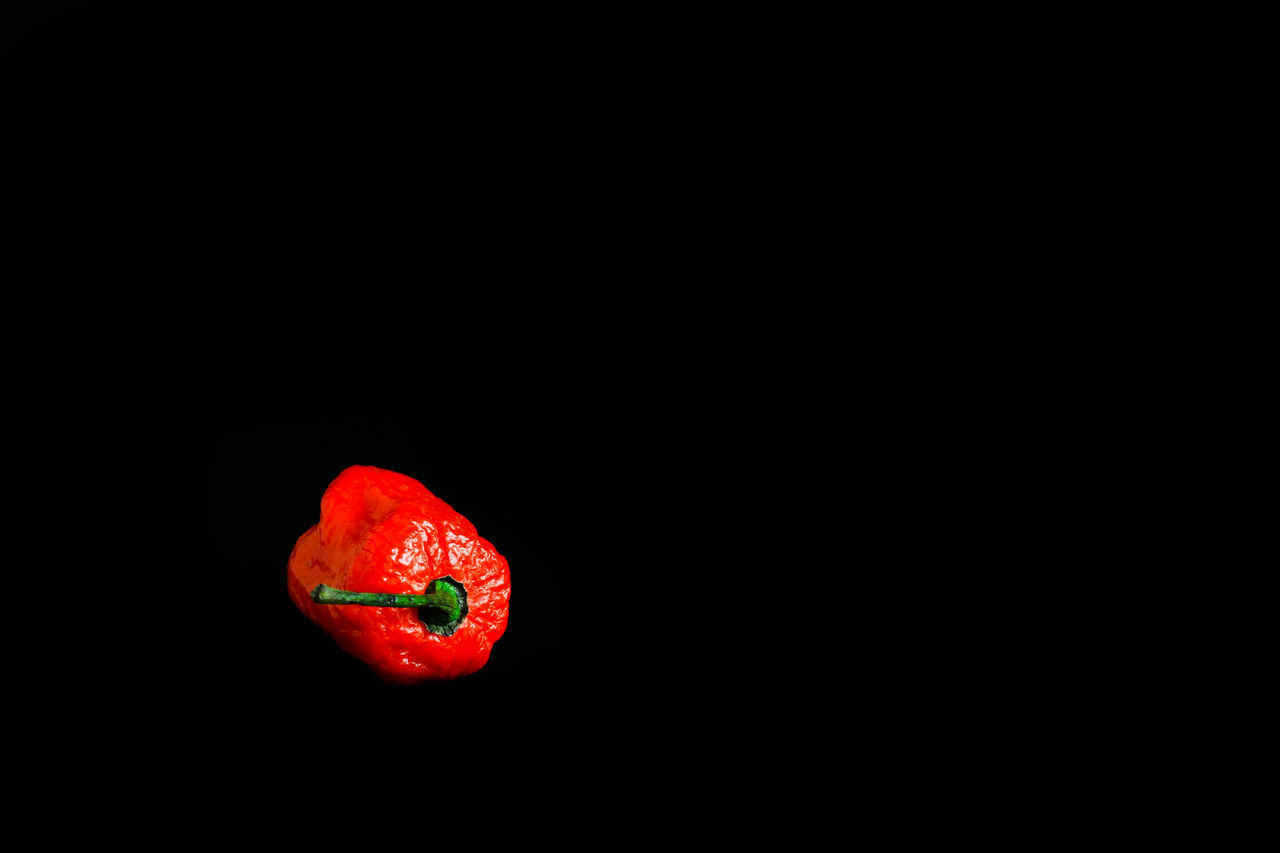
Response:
[286, 465, 511, 683]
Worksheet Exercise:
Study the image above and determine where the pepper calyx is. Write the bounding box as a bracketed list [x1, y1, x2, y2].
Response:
[419, 576, 468, 637]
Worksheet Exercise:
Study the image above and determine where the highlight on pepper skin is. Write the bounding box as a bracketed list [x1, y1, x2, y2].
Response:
[286, 465, 511, 683]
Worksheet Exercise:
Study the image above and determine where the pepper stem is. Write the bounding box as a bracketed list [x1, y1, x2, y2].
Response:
[311, 577, 468, 636]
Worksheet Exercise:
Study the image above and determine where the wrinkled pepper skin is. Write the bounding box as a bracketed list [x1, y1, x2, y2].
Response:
[287, 465, 510, 683]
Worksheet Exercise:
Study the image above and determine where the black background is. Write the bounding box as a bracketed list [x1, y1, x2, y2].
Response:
[5, 0, 817, 825]
[5, 1, 1154, 832]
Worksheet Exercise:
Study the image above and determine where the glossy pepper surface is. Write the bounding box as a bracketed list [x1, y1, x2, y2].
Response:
[287, 465, 511, 683]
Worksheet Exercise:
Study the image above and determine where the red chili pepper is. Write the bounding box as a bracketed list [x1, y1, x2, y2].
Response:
[286, 465, 511, 683]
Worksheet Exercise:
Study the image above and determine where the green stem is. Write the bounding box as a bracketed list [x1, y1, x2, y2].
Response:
[312, 585, 452, 610]
[311, 577, 468, 636]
